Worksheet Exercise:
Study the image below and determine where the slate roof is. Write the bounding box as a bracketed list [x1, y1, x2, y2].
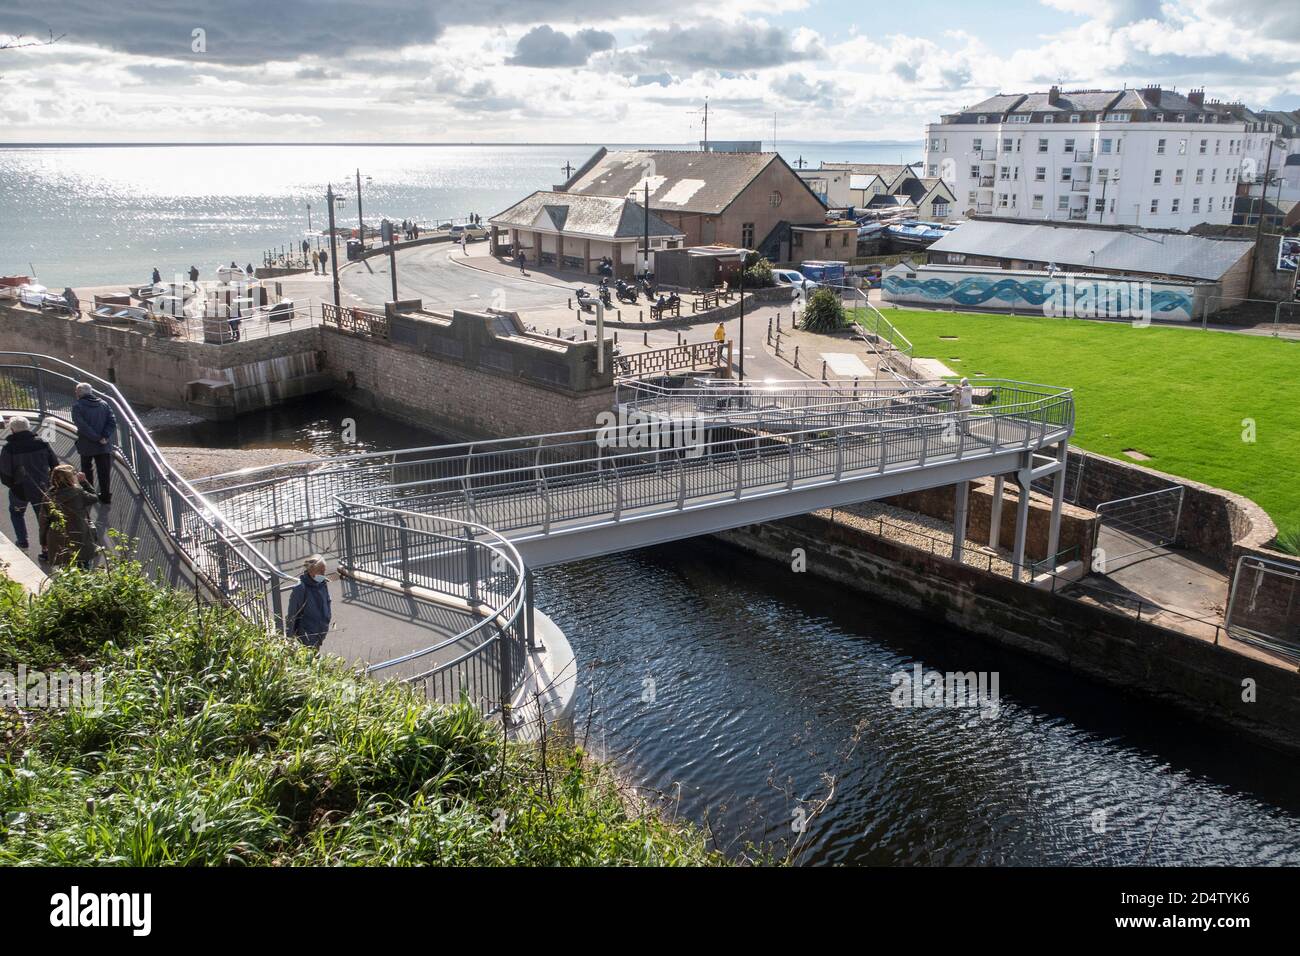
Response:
[489, 191, 683, 240]
[928, 219, 1254, 281]
[562, 148, 799, 214]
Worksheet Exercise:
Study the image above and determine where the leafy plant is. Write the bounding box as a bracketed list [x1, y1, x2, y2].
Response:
[742, 254, 774, 288]
[800, 287, 846, 333]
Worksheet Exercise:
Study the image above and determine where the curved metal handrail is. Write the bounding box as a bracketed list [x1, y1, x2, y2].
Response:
[0, 352, 294, 623]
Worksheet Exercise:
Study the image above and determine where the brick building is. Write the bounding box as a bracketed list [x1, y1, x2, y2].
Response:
[555, 148, 828, 263]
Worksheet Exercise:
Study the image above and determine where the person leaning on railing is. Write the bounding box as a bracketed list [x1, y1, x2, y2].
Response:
[43, 464, 99, 570]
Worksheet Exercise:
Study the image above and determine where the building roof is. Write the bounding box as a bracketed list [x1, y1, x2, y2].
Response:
[489, 190, 683, 240]
[928, 219, 1254, 281]
[561, 148, 809, 215]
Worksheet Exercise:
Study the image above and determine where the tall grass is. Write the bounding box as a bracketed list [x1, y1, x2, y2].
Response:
[0, 559, 718, 866]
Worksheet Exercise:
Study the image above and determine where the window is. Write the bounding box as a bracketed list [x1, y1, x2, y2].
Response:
[998, 193, 1009, 207]
[1177, 113, 1185, 123]
[973, 138, 983, 152]
[1043, 115, 1054, 124]
[1178, 138, 1187, 155]
[1065, 138, 1075, 153]
[1002, 138, 1012, 151]
[1199, 138, 1207, 154]
[1210, 168, 1216, 183]
[1058, 195, 1070, 210]
[1157, 138, 1166, 154]
[1172, 198, 1180, 213]
[969, 165, 980, 179]
[968, 191, 977, 204]
[1106, 112, 1130, 121]
[1060, 168, 1072, 182]
[741, 223, 754, 247]
[769, 191, 782, 207]
[927, 165, 937, 176]
[1010, 193, 1017, 207]
[977, 115, 988, 124]
[1195, 168, 1204, 183]
[1150, 199, 1159, 214]
[929, 138, 940, 151]
[1032, 195, 1044, 209]
[1035, 167, 1047, 181]
[1069, 114, 1081, 123]
[1153, 169, 1162, 184]
[1094, 198, 1104, 212]
[1100, 138, 1113, 153]
[1038, 138, 1049, 152]
[999, 166, 1010, 180]
[1214, 138, 1221, 154]
[1010, 114, 1030, 124]
[1154, 113, 1164, 123]
[823, 233, 831, 249]
[1174, 169, 1183, 185]
[933, 202, 949, 218]
[1192, 197, 1200, 213]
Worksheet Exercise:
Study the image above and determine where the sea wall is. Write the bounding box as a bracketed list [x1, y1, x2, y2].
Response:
[717, 511, 1300, 754]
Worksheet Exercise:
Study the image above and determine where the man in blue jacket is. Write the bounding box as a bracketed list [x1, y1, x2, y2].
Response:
[286, 554, 332, 650]
[0, 416, 59, 554]
[70, 383, 117, 505]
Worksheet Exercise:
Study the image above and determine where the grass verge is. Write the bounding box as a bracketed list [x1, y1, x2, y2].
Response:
[0, 558, 719, 866]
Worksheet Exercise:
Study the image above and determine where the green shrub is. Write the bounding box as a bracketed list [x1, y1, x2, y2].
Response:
[742, 254, 775, 288]
[0, 561, 719, 866]
[800, 287, 846, 333]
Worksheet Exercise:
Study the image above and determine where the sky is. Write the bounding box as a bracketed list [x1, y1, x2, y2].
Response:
[1, 0, 1298, 144]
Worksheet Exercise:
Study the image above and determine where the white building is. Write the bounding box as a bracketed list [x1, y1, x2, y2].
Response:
[923, 86, 1264, 231]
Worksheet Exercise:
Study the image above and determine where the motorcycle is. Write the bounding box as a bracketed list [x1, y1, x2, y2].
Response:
[638, 275, 656, 299]
[575, 287, 595, 312]
[598, 279, 613, 309]
[616, 279, 639, 304]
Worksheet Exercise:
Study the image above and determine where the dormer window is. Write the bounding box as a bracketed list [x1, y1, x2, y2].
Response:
[1154, 113, 1164, 122]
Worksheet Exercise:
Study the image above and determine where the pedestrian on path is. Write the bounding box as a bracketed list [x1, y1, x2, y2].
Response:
[461, 234, 468, 256]
[311, 249, 320, 274]
[517, 250, 527, 274]
[286, 554, 332, 650]
[714, 322, 726, 343]
[320, 248, 329, 272]
[0, 415, 59, 557]
[70, 383, 117, 505]
[43, 464, 99, 570]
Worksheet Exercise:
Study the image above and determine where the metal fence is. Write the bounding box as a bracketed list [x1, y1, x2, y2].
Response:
[194, 380, 1074, 542]
[0, 353, 292, 628]
[1093, 486, 1184, 567]
[321, 302, 390, 340]
[338, 500, 530, 718]
[613, 340, 728, 379]
[1226, 554, 1300, 661]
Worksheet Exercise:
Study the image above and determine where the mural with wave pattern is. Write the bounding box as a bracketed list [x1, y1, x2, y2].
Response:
[883, 274, 1194, 319]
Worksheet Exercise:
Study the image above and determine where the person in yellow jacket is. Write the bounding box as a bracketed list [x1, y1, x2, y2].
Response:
[713, 322, 726, 343]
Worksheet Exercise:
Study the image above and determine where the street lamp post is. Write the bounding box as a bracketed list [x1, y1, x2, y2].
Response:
[326, 185, 341, 309]
[737, 261, 745, 382]
[355, 168, 365, 251]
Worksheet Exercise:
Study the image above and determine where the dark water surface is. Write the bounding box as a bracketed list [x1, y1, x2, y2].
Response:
[185, 398, 1300, 865]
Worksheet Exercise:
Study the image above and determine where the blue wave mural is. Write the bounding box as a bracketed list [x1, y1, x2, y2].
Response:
[883, 274, 1193, 319]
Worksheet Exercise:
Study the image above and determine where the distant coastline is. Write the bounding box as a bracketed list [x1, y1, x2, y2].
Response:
[1, 140, 924, 149]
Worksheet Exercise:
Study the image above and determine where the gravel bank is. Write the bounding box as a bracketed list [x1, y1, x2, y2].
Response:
[159, 446, 315, 481]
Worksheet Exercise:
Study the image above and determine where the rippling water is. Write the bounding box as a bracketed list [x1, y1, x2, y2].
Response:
[539, 543, 1300, 866]
[0, 142, 921, 288]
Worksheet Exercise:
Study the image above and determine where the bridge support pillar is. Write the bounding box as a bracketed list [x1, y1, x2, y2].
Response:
[1046, 442, 1068, 566]
[950, 480, 969, 561]
[525, 569, 539, 650]
[988, 475, 1005, 548]
[1011, 469, 1032, 582]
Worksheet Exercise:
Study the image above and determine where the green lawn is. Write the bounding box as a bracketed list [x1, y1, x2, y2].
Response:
[870, 308, 1299, 539]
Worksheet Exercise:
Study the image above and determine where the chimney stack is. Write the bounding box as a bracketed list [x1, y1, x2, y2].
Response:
[1048, 85, 1061, 106]
[1141, 84, 1162, 105]
[1188, 88, 1205, 107]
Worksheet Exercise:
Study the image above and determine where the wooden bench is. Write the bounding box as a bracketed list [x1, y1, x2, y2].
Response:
[692, 290, 722, 312]
[650, 300, 681, 321]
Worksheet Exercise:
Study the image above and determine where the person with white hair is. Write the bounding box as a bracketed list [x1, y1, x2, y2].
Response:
[0, 415, 60, 557]
[285, 554, 332, 650]
[70, 382, 117, 505]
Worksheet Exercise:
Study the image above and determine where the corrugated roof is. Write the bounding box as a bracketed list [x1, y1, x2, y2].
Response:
[563, 149, 779, 214]
[928, 220, 1254, 281]
[489, 191, 683, 240]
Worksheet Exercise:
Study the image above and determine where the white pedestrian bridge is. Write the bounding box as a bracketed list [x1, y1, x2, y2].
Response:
[2, 354, 1073, 724]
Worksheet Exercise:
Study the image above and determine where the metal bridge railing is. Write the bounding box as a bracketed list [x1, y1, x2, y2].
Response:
[337, 500, 530, 718]
[0, 353, 293, 628]
[195, 380, 1074, 540]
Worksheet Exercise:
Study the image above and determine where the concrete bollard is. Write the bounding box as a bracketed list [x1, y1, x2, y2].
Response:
[821, 359, 827, 380]
[583, 329, 588, 340]
[794, 345, 800, 369]
[643, 331, 649, 347]
[677, 331, 682, 345]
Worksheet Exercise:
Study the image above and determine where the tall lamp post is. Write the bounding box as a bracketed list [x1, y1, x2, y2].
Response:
[326, 185, 341, 309]
[737, 258, 746, 381]
[355, 168, 365, 251]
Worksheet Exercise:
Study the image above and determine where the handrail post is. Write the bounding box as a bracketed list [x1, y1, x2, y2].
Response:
[340, 501, 355, 570]
[464, 526, 480, 606]
[397, 515, 412, 588]
[525, 569, 539, 650]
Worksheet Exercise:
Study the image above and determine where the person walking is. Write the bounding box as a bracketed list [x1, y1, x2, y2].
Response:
[188, 265, 199, 284]
[517, 249, 527, 273]
[43, 464, 99, 569]
[954, 376, 973, 438]
[319, 248, 329, 273]
[0, 416, 59, 558]
[70, 383, 117, 505]
[151, 267, 162, 285]
[713, 322, 726, 344]
[461, 233, 468, 256]
[285, 554, 332, 650]
[311, 250, 320, 275]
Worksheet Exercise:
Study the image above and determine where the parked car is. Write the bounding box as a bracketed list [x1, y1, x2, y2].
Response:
[449, 223, 489, 241]
[773, 269, 818, 291]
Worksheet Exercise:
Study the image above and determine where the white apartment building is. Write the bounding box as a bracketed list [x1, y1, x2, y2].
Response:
[923, 86, 1274, 232]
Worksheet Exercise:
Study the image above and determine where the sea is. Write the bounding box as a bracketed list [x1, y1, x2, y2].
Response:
[0, 142, 921, 289]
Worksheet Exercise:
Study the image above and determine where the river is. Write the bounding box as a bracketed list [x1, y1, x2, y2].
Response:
[156, 395, 1300, 866]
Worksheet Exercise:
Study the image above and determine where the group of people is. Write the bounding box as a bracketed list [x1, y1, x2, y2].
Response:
[0, 383, 117, 569]
[400, 219, 421, 241]
[310, 247, 331, 275]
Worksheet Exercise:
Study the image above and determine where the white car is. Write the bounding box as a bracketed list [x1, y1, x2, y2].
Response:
[450, 223, 489, 241]
[773, 269, 818, 291]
